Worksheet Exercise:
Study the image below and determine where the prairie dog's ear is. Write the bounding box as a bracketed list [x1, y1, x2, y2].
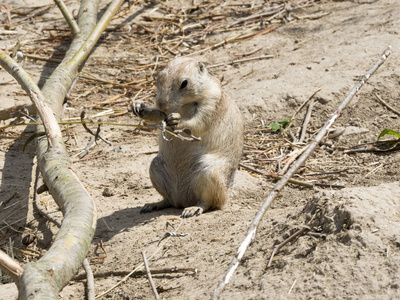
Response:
[198, 62, 206, 73]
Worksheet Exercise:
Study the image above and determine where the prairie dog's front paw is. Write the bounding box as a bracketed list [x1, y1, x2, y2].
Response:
[131, 102, 146, 118]
[165, 112, 181, 128]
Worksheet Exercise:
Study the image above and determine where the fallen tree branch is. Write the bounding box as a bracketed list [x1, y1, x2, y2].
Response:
[0, 0, 124, 298]
[72, 267, 198, 281]
[0, 4, 98, 297]
[54, 0, 80, 36]
[33, 169, 95, 300]
[212, 46, 392, 299]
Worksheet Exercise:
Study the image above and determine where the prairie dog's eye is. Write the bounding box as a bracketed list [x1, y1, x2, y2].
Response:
[180, 80, 188, 89]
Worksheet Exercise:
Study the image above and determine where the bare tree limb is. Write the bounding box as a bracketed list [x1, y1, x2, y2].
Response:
[0, 4, 99, 298]
[0, 0, 124, 298]
[54, 0, 80, 36]
[212, 46, 392, 299]
[33, 170, 95, 300]
[20, 1, 123, 297]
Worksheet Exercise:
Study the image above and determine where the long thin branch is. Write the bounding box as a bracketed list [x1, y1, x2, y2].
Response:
[67, 0, 124, 71]
[54, 0, 80, 36]
[142, 251, 160, 300]
[212, 46, 392, 299]
[0, 250, 24, 283]
[83, 258, 95, 300]
[374, 93, 400, 115]
[72, 267, 197, 281]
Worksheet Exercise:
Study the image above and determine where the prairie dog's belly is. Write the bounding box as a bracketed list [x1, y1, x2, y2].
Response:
[159, 136, 203, 172]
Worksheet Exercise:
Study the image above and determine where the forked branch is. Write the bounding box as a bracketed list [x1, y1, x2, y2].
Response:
[0, 0, 125, 298]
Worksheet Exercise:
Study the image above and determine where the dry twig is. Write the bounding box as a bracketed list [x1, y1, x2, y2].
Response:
[72, 267, 197, 281]
[240, 162, 313, 188]
[267, 227, 309, 268]
[227, 6, 284, 28]
[299, 98, 315, 143]
[344, 140, 400, 154]
[142, 251, 160, 300]
[374, 93, 400, 115]
[208, 55, 273, 69]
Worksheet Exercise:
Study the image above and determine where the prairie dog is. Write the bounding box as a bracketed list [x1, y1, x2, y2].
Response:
[132, 57, 243, 218]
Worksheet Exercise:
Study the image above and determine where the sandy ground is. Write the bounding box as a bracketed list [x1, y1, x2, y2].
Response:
[1, 0, 400, 299]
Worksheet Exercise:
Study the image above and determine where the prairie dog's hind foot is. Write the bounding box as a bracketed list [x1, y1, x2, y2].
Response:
[140, 199, 172, 214]
[181, 203, 209, 218]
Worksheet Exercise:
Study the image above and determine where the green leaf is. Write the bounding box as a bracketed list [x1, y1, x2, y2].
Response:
[267, 118, 292, 133]
[377, 129, 400, 141]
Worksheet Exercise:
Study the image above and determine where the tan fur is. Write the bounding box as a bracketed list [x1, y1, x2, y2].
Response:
[134, 57, 244, 218]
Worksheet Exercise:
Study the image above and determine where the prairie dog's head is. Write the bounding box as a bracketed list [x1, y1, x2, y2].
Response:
[155, 57, 221, 113]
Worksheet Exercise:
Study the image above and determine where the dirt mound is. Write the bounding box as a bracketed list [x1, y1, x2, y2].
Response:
[224, 183, 400, 299]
